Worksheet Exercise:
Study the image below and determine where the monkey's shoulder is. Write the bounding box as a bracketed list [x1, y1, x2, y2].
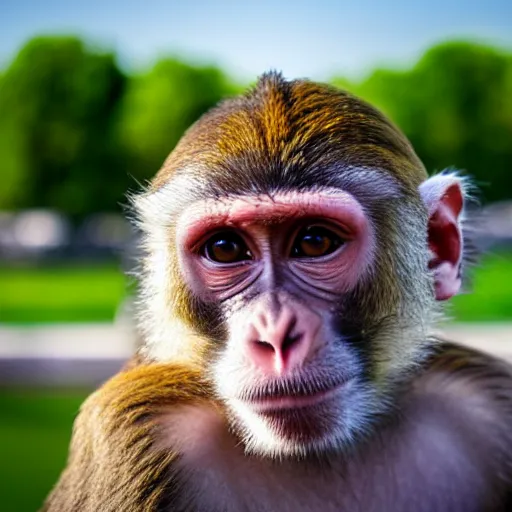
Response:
[71, 360, 219, 475]
[410, 341, 512, 474]
[415, 340, 512, 410]
[43, 362, 218, 512]
[83, 361, 213, 428]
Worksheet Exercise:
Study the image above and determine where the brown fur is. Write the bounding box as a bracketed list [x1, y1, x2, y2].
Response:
[152, 72, 426, 193]
[43, 364, 211, 511]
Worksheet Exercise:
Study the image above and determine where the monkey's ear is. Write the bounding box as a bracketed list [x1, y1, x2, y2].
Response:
[419, 174, 465, 301]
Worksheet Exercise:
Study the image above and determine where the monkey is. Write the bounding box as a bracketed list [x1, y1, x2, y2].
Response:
[43, 72, 512, 512]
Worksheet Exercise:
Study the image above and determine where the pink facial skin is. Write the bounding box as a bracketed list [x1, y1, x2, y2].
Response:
[176, 191, 374, 303]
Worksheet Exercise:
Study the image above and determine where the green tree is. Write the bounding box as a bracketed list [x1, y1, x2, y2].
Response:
[333, 42, 512, 202]
[117, 58, 238, 184]
[0, 36, 126, 219]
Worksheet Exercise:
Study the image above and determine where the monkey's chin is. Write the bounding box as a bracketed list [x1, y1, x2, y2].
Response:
[230, 382, 369, 459]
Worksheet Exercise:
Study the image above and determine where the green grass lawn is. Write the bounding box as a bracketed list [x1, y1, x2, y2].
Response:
[1, 252, 511, 324]
[0, 390, 88, 512]
[0, 263, 132, 323]
[450, 251, 512, 322]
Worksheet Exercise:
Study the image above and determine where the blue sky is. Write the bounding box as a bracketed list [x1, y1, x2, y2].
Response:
[1, 0, 511, 80]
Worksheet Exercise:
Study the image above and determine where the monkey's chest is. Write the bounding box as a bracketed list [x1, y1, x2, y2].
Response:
[172, 444, 490, 512]
[169, 411, 496, 512]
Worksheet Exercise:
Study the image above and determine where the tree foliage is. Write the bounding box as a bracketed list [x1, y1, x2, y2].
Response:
[117, 58, 237, 184]
[333, 42, 512, 203]
[0, 37, 511, 220]
[0, 36, 126, 219]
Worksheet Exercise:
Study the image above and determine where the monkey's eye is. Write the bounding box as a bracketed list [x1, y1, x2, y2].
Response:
[290, 225, 345, 258]
[202, 231, 252, 264]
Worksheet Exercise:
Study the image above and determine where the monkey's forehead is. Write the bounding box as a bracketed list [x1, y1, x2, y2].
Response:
[175, 189, 371, 245]
[134, 173, 409, 234]
[151, 74, 427, 193]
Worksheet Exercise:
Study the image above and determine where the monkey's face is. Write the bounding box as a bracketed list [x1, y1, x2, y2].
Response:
[174, 188, 413, 457]
[136, 75, 466, 459]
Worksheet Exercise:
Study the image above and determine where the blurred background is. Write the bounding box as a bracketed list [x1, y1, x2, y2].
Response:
[1, 0, 511, 510]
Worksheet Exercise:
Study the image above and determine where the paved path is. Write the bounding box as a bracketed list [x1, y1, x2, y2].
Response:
[440, 323, 512, 359]
[0, 323, 510, 386]
[0, 323, 135, 386]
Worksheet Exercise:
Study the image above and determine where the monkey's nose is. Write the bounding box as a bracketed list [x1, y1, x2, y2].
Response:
[246, 302, 320, 376]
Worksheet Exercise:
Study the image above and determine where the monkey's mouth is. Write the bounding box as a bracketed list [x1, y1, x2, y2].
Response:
[249, 385, 341, 413]
[239, 377, 351, 414]
[231, 377, 356, 444]
[238, 379, 354, 444]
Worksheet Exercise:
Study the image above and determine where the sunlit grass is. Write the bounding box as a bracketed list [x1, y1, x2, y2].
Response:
[0, 263, 131, 323]
[0, 390, 88, 512]
[450, 251, 512, 322]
